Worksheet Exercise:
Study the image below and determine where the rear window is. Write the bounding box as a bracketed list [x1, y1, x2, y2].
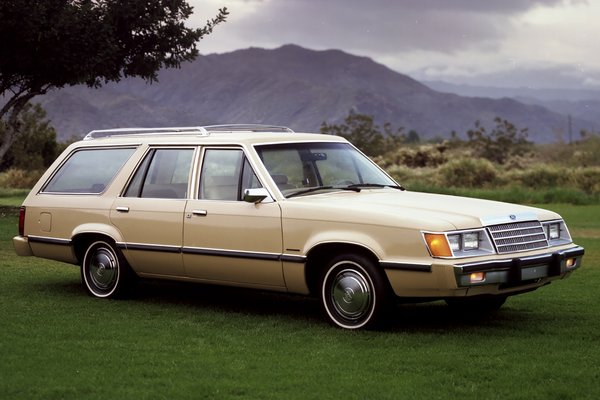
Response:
[43, 147, 136, 194]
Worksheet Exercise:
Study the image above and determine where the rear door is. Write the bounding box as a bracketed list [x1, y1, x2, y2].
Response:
[110, 147, 195, 277]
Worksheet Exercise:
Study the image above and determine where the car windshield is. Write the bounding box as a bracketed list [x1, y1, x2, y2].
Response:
[255, 142, 399, 197]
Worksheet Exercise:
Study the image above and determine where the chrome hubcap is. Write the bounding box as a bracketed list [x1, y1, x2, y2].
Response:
[88, 247, 117, 291]
[331, 268, 372, 320]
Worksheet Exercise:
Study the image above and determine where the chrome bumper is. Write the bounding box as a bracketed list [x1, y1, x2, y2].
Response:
[13, 235, 34, 257]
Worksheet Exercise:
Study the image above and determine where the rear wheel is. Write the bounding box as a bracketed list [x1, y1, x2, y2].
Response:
[82, 240, 133, 298]
[320, 253, 390, 329]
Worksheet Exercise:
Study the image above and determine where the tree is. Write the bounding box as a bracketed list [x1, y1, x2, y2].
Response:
[466, 117, 531, 164]
[320, 111, 403, 156]
[0, 0, 228, 164]
[0, 103, 59, 171]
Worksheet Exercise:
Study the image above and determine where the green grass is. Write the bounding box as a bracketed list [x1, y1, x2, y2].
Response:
[1, 203, 599, 399]
[403, 183, 600, 205]
[0, 188, 29, 207]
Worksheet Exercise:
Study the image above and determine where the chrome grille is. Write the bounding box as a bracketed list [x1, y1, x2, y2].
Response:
[487, 221, 548, 254]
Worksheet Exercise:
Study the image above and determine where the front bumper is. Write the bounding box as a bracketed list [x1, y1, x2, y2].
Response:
[454, 246, 584, 288]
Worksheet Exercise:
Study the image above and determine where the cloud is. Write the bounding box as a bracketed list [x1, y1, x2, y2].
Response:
[195, 0, 573, 55]
[191, 0, 600, 90]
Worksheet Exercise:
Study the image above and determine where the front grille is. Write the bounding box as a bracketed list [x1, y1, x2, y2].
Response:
[487, 221, 548, 254]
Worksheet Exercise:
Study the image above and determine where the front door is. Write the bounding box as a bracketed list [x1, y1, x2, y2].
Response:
[182, 148, 285, 289]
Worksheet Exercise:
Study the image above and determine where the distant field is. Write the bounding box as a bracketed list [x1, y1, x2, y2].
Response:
[0, 203, 598, 399]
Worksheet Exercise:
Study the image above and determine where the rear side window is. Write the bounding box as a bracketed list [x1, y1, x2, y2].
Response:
[124, 148, 194, 199]
[43, 147, 135, 194]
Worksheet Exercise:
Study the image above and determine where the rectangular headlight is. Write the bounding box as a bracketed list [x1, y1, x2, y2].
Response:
[547, 223, 560, 240]
[448, 234, 461, 252]
[463, 232, 480, 250]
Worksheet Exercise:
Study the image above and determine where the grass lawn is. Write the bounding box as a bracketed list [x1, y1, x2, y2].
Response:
[0, 202, 598, 400]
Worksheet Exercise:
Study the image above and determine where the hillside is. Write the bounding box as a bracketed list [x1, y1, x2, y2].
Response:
[38, 44, 585, 142]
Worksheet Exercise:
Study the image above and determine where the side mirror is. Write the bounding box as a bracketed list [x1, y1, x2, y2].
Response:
[243, 188, 274, 204]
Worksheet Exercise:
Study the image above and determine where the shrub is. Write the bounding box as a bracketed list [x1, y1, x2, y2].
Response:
[0, 168, 43, 189]
[570, 167, 600, 194]
[437, 158, 498, 188]
[512, 165, 567, 189]
[385, 164, 438, 188]
[388, 143, 448, 168]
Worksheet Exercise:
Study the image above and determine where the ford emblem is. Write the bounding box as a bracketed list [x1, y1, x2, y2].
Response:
[510, 214, 517, 220]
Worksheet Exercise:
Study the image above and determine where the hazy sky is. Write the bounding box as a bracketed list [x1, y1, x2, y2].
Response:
[189, 0, 600, 90]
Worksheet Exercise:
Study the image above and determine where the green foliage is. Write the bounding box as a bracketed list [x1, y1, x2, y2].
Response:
[0, 168, 44, 189]
[509, 165, 567, 189]
[0, 103, 59, 171]
[537, 134, 600, 167]
[466, 117, 532, 164]
[0, 1, 228, 89]
[384, 143, 448, 168]
[438, 158, 498, 188]
[0, 1, 228, 165]
[320, 111, 403, 156]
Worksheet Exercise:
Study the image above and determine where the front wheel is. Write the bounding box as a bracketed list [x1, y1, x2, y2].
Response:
[320, 254, 390, 329]
[82, 240, 133, 298]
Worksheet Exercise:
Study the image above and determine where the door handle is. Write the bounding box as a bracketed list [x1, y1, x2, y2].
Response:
[115, 206, 130, 213]
[192, 209, 208, 216]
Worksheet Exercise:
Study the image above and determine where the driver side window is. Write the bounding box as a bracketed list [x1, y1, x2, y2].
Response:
[199, 149, 262, 200]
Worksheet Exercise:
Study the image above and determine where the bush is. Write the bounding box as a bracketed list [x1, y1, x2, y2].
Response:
[385, 164, 438, 189]
[570, 167, 600, 194]
[388, 143, 448, 168]
[0, 168, 43, 189]
[437, 158, 498, 188]
[510, 165, 567, 189]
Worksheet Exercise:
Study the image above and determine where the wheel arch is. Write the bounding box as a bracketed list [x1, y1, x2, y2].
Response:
[304, 242, 384, 296]
[72, 231, 121, 265]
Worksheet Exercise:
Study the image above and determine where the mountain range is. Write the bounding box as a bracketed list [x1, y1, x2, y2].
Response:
[37, 44, 599, 143]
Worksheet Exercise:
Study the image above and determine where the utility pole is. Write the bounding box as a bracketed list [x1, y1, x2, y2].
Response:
[568, 114, 573, 144]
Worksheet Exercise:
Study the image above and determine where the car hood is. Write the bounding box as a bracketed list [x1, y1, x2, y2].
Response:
[281, 188, 560, 231]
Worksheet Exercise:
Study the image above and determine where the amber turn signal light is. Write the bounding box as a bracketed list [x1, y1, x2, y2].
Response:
[424, 233, 453, 257]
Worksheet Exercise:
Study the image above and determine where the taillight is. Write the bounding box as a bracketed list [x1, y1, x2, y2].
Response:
[18, 206, 26, 236]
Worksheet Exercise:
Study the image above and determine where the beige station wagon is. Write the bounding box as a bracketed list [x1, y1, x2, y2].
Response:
[13, 125, 584, 329]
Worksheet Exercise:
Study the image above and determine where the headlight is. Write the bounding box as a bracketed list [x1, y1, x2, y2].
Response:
[447, 231, 481, 252]
[463, 232, 480, 250]
[423, 229, 493, 258]
[546, 223, 560, 240]
[542, 220, 572, 246]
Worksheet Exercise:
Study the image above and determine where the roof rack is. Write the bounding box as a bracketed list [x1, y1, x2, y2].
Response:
[83, 124, 294, 140]
[202, 124, 294, 133]
[84, 127, 208, 140]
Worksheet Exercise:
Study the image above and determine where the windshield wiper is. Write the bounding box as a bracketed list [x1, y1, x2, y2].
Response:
[286, 185, 361, 198]
[346, 183, 406, 191]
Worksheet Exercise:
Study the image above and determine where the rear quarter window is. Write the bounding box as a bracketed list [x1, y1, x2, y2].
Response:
[42, 147, 136, 194]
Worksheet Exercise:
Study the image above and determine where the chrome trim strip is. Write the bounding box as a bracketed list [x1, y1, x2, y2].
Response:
[117, 241, 287, 262]
[380, 261, 432, 272]
[119, 242, 182, 254]
[182, 246, 280, 261]
[27, 235, 72, 246]
[116, 242, 306, 263]
[281, 254, 307, 263]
